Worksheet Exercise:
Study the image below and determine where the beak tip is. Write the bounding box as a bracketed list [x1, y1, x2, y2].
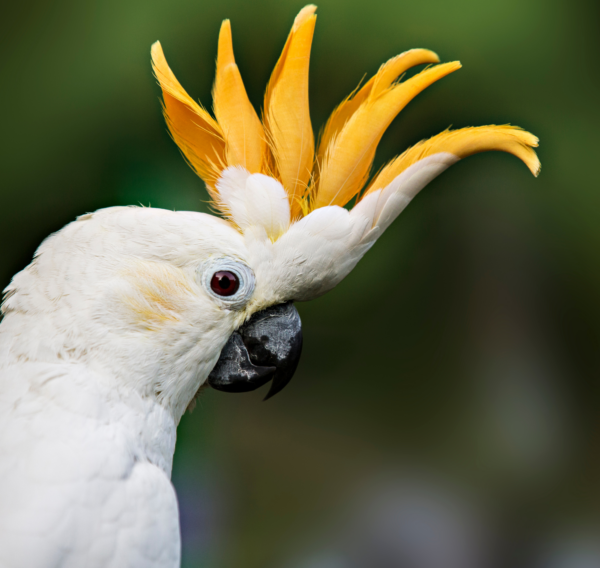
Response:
[262, 376, 290, 401]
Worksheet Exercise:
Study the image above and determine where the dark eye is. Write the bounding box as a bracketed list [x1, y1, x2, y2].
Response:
[210, 271, 240, 297]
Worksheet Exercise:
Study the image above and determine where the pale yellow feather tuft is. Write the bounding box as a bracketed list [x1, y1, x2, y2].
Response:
[264, 5, 317, 218]
[314, 61, 462, 209]
[151, 41, 225, 197]
[213, 20, 266, 174]
[123, 261, 195, 331]
[365, 125, 540, 197]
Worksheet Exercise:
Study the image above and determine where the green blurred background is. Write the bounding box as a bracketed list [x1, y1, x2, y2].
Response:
[2, 0, 599, 566]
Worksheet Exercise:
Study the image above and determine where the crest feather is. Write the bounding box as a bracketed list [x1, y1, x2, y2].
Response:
[152, 6, 540, 230]
[316, 49, 440, 176]
[314, 61, 462, 209]
[214, 20, 266, 174]
[151, 41, 225, 196]
[365, 125, 540, 198]
[264, 5, 317, 218]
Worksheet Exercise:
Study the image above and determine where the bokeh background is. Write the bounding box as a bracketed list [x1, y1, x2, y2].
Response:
[2, 0, 600, 566]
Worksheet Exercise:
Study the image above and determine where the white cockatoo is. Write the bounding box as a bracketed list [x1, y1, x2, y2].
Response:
[0, 5, 540, 567]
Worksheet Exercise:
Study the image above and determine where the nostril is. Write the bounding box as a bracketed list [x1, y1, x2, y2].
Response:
[242, 335, 272, 367]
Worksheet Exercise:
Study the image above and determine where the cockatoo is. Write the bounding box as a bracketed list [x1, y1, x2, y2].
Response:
[0, 5, 539, 567]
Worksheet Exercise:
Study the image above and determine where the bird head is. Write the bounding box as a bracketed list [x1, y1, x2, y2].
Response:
[1, 5, 539, 421]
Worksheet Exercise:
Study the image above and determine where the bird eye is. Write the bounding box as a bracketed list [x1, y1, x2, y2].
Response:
[210, 271, 240, 296]
[199, 258, 255, 310]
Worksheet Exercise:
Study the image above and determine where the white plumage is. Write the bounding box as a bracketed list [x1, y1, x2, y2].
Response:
[0, 194, 395, 566]
[0, 156, 474, 565]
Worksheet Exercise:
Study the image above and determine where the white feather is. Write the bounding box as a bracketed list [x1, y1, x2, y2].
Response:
[374, 152, 458, 231]
[216, 167, 290, 239]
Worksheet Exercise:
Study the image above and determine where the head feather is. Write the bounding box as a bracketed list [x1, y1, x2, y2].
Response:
[263, 6, 317, 218]
[151, 41, 225, 199]
[151, 5, 539, 230]
[314, 61, 462, 209]
[315, 48, 441, 176]
[365, 125, 540, 199]
[213, 20, 266, 173]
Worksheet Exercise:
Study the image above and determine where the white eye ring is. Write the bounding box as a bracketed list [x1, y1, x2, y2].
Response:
[198, 257, 255, 310]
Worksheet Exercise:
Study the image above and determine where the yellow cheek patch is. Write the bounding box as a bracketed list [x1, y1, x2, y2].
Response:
[122, 262, 195, 331]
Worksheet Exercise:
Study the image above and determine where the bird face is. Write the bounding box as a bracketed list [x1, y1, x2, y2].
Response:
[1, 5, 539, 421]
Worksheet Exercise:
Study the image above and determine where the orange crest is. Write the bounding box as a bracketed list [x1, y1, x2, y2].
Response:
[151, 5, 539, 222]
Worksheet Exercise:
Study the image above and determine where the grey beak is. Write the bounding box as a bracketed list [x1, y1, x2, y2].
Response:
[207, 302, 302, 400]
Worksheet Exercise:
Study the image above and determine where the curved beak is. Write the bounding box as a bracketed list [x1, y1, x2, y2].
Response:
[207, 302, 303, 400]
